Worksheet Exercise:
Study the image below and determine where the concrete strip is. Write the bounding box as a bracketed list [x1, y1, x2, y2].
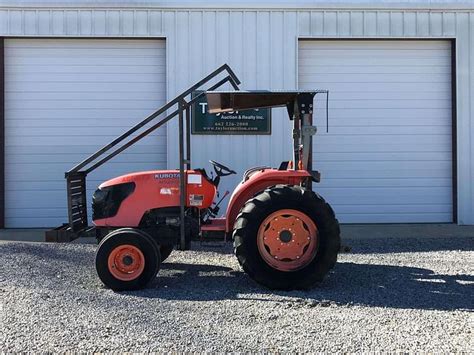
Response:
[341, 224, 474, 239]
[0, 224, 472, 243]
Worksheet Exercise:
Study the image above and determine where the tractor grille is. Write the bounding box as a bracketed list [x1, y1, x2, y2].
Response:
[66, 172, 88, 233]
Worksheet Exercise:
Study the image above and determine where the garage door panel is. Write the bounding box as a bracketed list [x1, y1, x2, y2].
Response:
[321, 168, 451, 180]
[322, 91, 451, 100]
[299, 73, 450, 84]
[7, 90, 166, 101]
[320, 177, 452, 188]
[6, 208, 66, 219]
[301, 40, 451, 49]
[6, 135, 165, 146]
[5, 217, 69, 228]
[6, 152, 165, 164]
[337, 213, 452, 224]
[327, 118, 451, 127]
[8, 47, 162, 56]
[318, 100, 450, 110]
[334, 203, 452, 214]
[310, 82, 450, 93]
[317, 126, 450, 135]
[296, 56, 450, 67]
[5, 107, 168, 120]
[6, 126, 166, 137]
[6, 144, 161, 155]
[318, 187, 452, 203]
[299, 47, 451, 56]
[6, 81, 165, 93]
[316, 108, 452, 120]
[317, 159, 451, 169]
[299, 40, 452, 223]
[6, 161, 165, 180]
[6, 73, 165, 83]
[5, 39, 167, 228]
[318, 151, 452, 162]
[6, 99, 166, 110]
[6, 119, 168, 128]
[6, 63, 166, 74]
[12, 39, 165, 48]
[299, 65, 451, 75]
[315, 144, 449, 153]
[8, 55, 166, 67]
[314, 134, 451, 146]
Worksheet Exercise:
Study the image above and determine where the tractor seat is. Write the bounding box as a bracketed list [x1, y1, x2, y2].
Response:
[242, 166, 271, 182]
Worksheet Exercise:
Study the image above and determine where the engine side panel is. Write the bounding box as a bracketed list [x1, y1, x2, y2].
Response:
[94, 170, 216, 227]
[225, 169, 311, 232]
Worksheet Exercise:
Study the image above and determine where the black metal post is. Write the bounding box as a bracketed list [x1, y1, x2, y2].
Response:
[292, 101, 300, 171]
[186, 106, 191, 169]
[178, 100, 186, 250]
[302, 113, 313, 190]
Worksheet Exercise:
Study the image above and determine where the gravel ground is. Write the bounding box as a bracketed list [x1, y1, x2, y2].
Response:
[0, 237, 473, 352]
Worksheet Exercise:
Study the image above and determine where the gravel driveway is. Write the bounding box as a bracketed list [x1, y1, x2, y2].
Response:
[0, 237, 473, 352]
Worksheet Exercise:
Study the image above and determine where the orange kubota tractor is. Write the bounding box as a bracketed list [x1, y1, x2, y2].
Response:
[47, 64, 340, 291]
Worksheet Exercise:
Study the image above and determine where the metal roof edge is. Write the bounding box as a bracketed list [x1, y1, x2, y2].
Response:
[0, 1, 473, 11]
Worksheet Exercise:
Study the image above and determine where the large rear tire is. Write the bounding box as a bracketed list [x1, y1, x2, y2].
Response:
[233, 185, 340, 290]
[96, 228, 161, 291]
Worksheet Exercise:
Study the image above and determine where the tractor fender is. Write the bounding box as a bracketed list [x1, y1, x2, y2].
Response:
[225, 169, 311, 233]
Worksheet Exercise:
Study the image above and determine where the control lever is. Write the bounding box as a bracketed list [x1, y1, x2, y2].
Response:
[210, 190, 230, 216]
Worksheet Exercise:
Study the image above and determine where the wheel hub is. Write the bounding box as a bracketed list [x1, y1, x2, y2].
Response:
[279, 230, 293, 243]
[122, 255, 133, 266]
[107, 244, 145, 281]
[257, 209, 318, 271]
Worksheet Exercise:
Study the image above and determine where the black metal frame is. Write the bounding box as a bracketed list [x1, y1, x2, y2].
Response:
[59, 64, 240, 246]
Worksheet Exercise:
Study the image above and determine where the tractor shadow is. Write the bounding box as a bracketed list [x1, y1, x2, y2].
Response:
[134, 260, 474, 312]
[131, 237, 474, 311]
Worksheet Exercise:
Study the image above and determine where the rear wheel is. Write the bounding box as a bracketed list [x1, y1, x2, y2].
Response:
[233, 185, 340, 290]
[96, 228, 161, 291]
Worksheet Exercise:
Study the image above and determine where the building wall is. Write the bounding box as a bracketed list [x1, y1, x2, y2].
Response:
[0, 3, 473, 224]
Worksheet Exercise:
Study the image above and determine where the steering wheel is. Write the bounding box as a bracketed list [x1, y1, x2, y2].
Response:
[209, 160, 236, 177]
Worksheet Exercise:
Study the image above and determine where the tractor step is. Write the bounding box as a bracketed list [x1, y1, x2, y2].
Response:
[201, 218, 226, 232]
[201, 218, 228, 242]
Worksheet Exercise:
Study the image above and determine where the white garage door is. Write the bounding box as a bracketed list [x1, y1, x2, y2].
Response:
[5, 39, 166, 228]
[299, 40, 452, 223]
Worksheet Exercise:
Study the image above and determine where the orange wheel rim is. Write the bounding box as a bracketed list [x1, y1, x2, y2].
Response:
[107, 244, 145, 281]
[257, 209, 318, 272]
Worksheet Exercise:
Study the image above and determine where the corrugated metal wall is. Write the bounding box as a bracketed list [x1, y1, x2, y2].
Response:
[0, 7, 472, 224]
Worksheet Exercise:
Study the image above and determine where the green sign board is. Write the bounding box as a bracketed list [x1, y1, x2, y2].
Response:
[192, 91, 271, 135]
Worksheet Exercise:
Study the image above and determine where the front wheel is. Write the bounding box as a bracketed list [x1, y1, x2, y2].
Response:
[233, 185, 340, 290]
[96, 228, 161, 291]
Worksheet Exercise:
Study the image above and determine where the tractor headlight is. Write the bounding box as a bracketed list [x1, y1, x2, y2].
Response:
[92, 182, 135, 220]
